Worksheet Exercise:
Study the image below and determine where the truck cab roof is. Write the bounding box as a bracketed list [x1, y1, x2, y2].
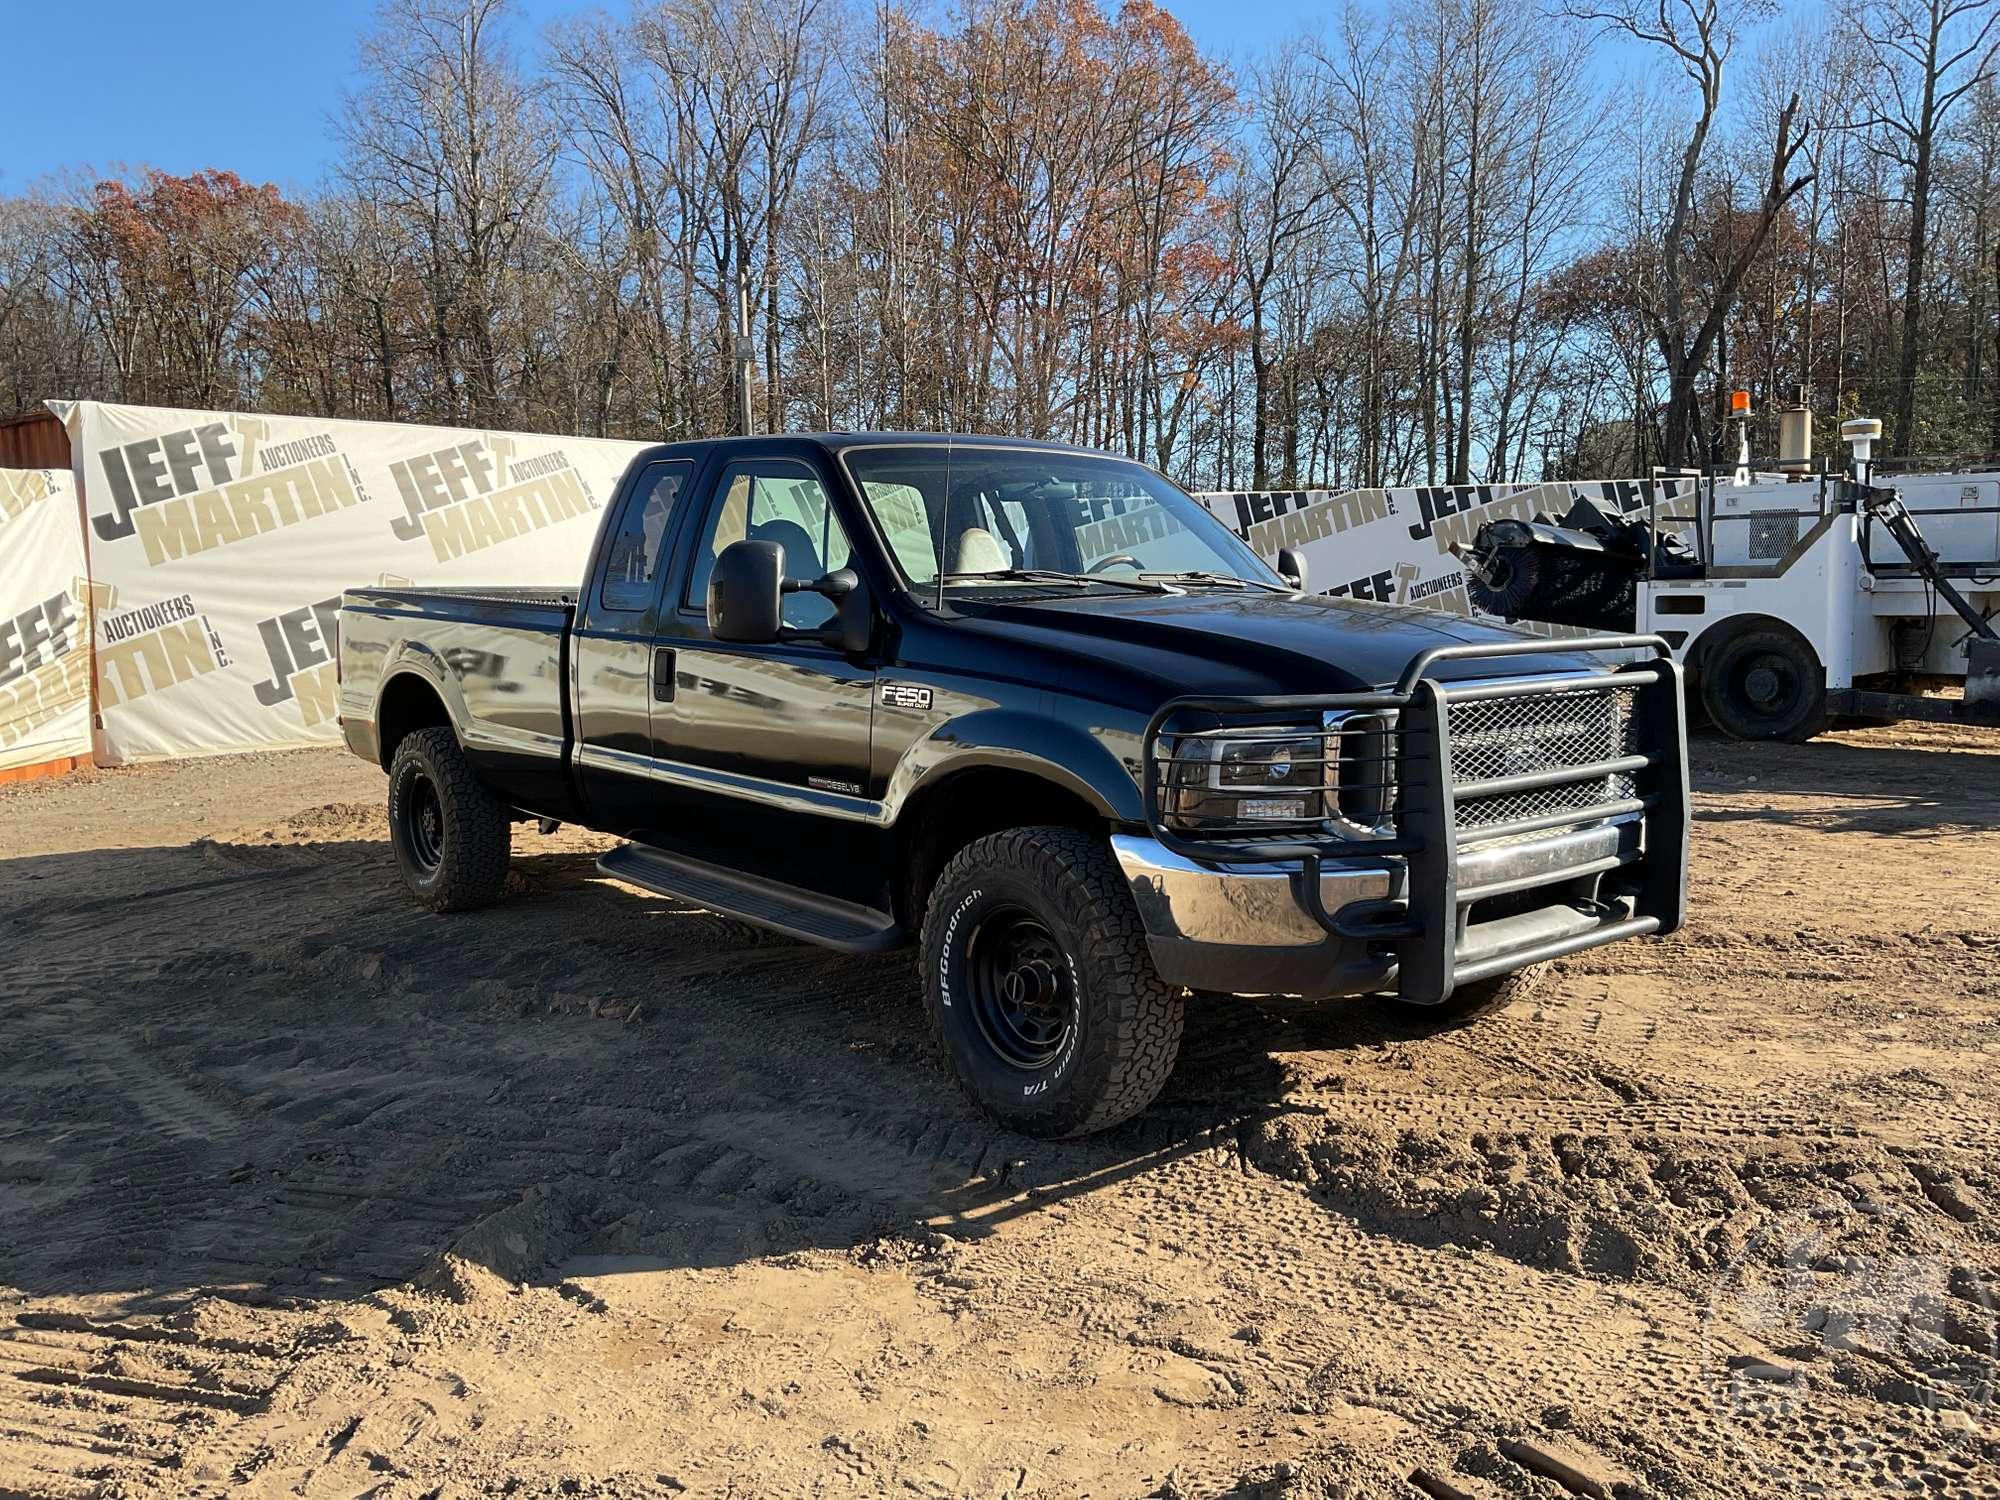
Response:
[625, 431, 1115, 464]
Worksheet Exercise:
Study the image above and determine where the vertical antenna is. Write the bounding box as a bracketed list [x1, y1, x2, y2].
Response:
[933, 380, 959, 610]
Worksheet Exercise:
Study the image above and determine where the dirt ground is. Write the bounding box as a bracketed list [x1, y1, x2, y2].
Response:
[1, 724, 1996, 1499]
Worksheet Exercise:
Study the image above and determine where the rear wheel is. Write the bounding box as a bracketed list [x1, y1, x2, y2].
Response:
[387, 727, 511, 912]
[1701, 627, 1829, 743]
[921, 826, 1184, 1138]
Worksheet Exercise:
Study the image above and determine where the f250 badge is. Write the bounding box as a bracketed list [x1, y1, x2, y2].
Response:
[879, 682, 933, 711]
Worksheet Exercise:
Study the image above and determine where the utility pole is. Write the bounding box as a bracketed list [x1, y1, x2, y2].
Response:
[1835, 189, 1850, 421]
[733, 270, 756, 437]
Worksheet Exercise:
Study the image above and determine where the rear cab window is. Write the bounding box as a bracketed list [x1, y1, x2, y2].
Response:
[599, 460, 695, 613]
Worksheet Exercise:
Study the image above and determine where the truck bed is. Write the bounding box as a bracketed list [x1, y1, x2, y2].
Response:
[338, 585, 578, 811]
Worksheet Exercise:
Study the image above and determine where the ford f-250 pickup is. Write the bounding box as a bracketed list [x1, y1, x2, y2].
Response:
[339, 434, 1689, 1137]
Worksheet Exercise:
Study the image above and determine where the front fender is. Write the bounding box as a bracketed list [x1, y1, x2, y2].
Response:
[884, 706, 1147, 826]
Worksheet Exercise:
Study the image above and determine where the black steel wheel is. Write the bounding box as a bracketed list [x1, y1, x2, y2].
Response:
[404, 773, 446, 872]
[964, 904, 1077, 1070]
[387, 727, 512, 912]
[921, 826, 1184, 1138]
[1700, 627, 1829, 743]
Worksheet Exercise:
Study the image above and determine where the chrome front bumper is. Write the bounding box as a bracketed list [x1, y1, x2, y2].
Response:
[1112, 816, 1648, 1000]
[1112, 835, 1396, 949]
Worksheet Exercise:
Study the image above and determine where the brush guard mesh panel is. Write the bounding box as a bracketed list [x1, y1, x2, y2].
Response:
[1447, 686, 1641, 833]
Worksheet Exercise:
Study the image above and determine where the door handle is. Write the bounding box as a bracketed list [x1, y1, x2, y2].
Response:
[652, 648, 676, 702]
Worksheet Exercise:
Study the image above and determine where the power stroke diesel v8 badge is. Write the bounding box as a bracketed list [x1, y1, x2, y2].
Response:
[879, 682, 932, 710]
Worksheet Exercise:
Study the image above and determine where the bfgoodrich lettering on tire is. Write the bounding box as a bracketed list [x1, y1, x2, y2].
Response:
[387, 727, 511, 912]
[920, 825, 1184, 1137]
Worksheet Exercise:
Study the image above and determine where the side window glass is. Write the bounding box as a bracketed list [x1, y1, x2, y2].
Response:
[685, 462, 852, 631]
[600, 462, 691, 610]
[685, 471, 754, 609]
[755, 476, 852, 577]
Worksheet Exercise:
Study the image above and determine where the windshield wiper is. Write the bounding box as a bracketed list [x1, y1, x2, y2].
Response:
[938, 568, 1178, 594]
[1138, 570, 1293, 595]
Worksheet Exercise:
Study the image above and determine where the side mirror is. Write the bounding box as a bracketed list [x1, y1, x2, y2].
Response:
[818, 569, 873, 656]
[708, 539, 784, 643]
[1277, 547, 1309, 593]
[792, 567, 874, 656]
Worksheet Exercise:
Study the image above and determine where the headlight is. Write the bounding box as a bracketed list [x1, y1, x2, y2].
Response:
[1165, 729, 1325, 829]
[1161, 713, 1400, 837]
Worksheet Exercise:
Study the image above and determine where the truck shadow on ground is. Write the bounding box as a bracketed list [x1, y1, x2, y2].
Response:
[0, 832, 1421, 1321]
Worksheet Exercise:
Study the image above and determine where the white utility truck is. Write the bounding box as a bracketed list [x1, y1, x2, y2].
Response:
[1463, 408, 2000, 741]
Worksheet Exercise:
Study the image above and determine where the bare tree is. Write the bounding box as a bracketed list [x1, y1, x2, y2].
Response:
[1233, 49, 1341, 488]
[1316, 5, 1428, 485]
[342, 0, 559, 425]
[1570, 0, 1814, 466]
[1847, 0, 2000, 453]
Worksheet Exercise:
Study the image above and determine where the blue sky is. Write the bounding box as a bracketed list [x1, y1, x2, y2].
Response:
[0, 0, 1313, 194]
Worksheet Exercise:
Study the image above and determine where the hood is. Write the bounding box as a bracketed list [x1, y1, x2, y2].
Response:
[949, 589, 1606, 699]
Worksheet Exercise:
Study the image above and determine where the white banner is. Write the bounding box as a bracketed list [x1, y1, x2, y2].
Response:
[1192, 478, 1697, 626]
[70, 402, 650, 765]
[0, 467, 92, 774]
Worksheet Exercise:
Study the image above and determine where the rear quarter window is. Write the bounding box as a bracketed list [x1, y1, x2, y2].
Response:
[601, 461, 693, 611]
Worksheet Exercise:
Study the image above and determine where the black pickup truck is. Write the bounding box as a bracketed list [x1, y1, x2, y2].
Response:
[339, 434, 1688, 1136]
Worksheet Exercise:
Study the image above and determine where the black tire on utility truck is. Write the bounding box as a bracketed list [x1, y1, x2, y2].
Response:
[1700, 627, 1829, 743]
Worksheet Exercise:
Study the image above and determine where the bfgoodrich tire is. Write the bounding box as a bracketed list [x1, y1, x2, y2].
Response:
[387, 727, 511, 912]
[921, 826, 1185, 1138]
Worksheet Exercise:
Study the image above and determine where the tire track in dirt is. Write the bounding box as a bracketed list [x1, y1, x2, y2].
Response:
[4, 748, 1998, 1495]
[0, 1312, 294, 1499]
[1305, 1088, 1859, 1138]
[1289, 1085, 2000, 1158]
[17, 1022, 243, 1145]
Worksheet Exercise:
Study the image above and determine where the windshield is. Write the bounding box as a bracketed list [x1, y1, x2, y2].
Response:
[840, 444, 1282, 593]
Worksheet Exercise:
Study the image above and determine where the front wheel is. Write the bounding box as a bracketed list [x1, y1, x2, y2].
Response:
[921, 826, 1185, 1138]
[387, 727, 512, 912]
[1700, 628, 1829, 743]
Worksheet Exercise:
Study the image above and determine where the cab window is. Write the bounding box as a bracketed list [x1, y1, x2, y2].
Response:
[600, 461, 692, 611]
[684, 459, 852, 630]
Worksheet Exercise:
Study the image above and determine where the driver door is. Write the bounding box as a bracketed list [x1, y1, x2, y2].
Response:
[647, 455, 880, 899]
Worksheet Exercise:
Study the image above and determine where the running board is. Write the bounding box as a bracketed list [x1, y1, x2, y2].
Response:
[596, 843, 906, 953]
